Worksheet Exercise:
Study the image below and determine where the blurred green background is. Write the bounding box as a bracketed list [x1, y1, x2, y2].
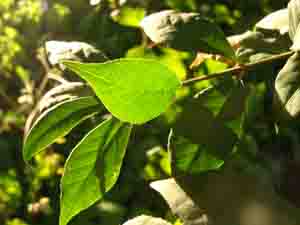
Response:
[0, 0, 290, 224]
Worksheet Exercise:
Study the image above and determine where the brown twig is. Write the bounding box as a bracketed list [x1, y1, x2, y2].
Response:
[182, 51, 294, 86]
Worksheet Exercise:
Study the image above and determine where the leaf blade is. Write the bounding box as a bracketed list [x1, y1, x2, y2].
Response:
[63, 58, 181, 124]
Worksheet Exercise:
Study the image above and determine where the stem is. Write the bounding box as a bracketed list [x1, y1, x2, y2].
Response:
[36, 44, 51, 101]
[182, 51, 294, 86]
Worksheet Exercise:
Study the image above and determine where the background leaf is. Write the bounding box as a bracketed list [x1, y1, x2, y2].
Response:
[140, 10, 236, 60]
[63, 58, 181, 124]
[60, 117, 132, 225]
[112, 7, 145, 28]
[23, 96, 102, 162]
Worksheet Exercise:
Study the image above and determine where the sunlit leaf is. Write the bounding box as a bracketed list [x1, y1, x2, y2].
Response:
[112, 7, 145, 27]
[63, 58, 181, 124]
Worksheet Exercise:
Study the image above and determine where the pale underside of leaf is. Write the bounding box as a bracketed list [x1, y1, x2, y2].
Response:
[122, 215, 172, 225]
[255, 8, 289, 34]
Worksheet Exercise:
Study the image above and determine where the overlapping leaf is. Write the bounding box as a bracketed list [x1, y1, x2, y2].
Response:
[63, 58, 181, 124]
[140, 10, 236, 60]
[23, 96, 102, 162]
[60, 118, 132, 225]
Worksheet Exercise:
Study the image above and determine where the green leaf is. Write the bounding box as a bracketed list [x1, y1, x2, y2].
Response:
[23, 96, 102, 162]
[140, 10, 236, 60]
[288, 0, 300, 40]
[122, 215, 172, 225]
[63, 58, 181, 124]
[255, 8, 289, 34]
[60, 117, 132, 225]
[274, 52, 300, 121]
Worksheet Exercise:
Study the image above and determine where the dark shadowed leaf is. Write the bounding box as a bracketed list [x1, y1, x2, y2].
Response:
[63, 59, 181, 124]
[140, 10, 236, 60]
[23, 97, 102, 162]
[60, 118, 132, 225]
[122, 215, 172, 225]
[169, 134, 224, 175]
[217, 83, 250, 122]
[173, 98, 237, 158]
[216, 83, 251, 136]
[151, 162, 300, 225]
[274, 52, 300, 121]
